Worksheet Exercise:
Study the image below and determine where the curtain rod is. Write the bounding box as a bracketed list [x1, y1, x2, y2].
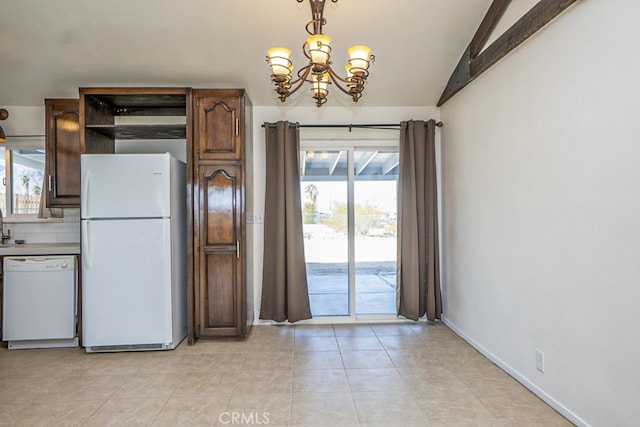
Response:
[262, 121, 443, 131]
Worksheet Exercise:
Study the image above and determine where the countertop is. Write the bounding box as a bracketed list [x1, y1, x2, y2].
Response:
[0, 243, 81, 256]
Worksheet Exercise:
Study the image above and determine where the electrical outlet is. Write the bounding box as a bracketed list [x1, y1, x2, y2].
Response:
[253, 214, 264, 224]
[536, 350, 545, 372]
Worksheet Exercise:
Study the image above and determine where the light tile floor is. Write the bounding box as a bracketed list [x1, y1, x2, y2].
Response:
[0, 323, 573, 426]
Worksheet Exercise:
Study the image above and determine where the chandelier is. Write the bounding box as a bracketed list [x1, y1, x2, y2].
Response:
[266, 0, 375, 107]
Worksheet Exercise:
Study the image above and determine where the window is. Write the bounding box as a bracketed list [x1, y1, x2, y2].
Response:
[300, 141, 398, 318]
[0, 139, 45, 217]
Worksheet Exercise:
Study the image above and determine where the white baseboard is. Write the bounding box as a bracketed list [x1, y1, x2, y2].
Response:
[441, 315, 589, 427]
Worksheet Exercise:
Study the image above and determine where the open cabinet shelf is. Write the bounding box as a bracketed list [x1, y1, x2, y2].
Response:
[84, 124, 186, 140]
[81, 88, 190, 144]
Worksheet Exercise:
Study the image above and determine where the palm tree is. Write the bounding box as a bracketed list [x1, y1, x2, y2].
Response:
[19, 175, 29, 195]
[303, 184, 319, 224]
[304, 184, 319, 209]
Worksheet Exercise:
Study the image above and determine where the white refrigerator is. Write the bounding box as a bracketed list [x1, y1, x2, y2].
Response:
[81, 153, 187, 352]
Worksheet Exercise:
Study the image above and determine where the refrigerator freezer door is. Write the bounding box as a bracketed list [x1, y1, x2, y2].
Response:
[81, 154, 172, 219]
[82, 218, 173, 347]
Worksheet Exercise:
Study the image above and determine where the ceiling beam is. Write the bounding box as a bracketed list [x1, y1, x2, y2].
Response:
[328, 151, 342, 176]
[438, 0, 579, 106]
[356, 151, 378, 176]
[470, 0, 512, 59]
[13, 152, 45, 170]
[382, 157, 399, 175]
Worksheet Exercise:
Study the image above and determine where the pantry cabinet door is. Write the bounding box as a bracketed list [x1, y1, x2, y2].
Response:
[195, 163, 246, 337]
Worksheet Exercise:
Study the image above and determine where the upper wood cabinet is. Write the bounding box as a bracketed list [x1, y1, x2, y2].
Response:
[194, 90, 243, 160]
[45, 98, 81, 207]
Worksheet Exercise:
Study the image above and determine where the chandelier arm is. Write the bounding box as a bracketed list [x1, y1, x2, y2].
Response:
[326, 67, 352, 85]
[287, 65, 313, 97]
[326, 67, 359, 96]
[302, 41, 312, 61]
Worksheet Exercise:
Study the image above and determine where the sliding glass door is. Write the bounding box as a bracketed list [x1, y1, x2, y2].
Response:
[301, 143, 398, 318]
[354, 150, 397, 315]
[301, 149, 349, 316]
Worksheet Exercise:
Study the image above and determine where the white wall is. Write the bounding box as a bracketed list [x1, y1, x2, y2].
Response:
[440, 1, 640, 426]
[249, 105, 439, 323]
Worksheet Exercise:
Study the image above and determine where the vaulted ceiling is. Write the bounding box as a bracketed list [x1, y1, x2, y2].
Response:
[1, 0, 494, 107]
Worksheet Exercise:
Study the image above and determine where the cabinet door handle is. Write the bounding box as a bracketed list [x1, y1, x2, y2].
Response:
[48, 175, 53, 192]
[235, 118, 239, 137]
[236, 240, 240, 259]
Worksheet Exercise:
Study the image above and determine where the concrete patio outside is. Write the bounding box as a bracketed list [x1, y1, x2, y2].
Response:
[306, 261, 396, 316]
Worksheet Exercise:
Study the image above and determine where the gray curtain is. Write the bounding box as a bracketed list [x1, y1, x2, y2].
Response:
[259, 121, 312, 323]
[397, 119, 441, 321]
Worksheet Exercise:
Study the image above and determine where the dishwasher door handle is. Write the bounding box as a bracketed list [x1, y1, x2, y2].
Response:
[11, 257, 60, 263]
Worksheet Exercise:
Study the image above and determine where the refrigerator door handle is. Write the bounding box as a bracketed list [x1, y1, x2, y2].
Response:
[81, 170, 90, 217]
[82, 221, 91, 270]
[236, 240, 240, 259]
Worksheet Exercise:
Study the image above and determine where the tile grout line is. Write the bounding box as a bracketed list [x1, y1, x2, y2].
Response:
[343, 322, 364, 426]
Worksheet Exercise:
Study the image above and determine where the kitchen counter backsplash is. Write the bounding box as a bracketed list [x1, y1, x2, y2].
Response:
[5, 208, 80, 244]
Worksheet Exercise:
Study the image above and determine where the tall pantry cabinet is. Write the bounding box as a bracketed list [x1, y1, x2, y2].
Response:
[190, 89, 253, 342]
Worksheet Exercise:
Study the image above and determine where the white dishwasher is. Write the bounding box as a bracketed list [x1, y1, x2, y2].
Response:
[2, 255, 78, 349]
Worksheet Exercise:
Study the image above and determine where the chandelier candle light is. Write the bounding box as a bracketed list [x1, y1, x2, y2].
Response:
[266, 0, 375, 107]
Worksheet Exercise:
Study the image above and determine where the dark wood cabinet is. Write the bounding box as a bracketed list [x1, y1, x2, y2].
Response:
[195, 163, 244, 335]
[45, 99, 82, 207]
[190, 89, 252, 341]
[195, 94, 242, 161]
